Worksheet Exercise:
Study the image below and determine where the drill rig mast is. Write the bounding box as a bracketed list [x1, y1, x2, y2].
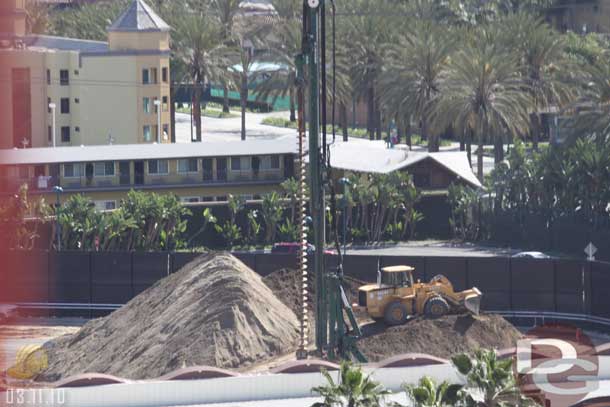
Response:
[295, 0, 366, 362]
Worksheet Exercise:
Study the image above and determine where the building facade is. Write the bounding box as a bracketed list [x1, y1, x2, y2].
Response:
[547, 0, 610, 33]
[0, 0, 171, 149]
[0, 140, 296, 209]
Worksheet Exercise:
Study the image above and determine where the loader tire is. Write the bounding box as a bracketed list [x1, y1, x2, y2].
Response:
[424, 296, 449, 318]
[384, 301, 408, 326]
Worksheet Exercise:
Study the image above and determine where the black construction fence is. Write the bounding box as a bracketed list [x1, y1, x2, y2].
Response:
[1, 250, 609, 320]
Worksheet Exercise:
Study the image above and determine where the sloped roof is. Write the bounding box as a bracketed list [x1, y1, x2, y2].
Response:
[326, 139, 482, 188]
[26, 35, 108, 52]
[108, 0, 170, 33]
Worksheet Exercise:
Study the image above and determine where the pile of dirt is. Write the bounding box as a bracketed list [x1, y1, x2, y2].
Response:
[359, 313, 521, 361]
[37, 253, 299, 381]
[263, 268, 522, 361]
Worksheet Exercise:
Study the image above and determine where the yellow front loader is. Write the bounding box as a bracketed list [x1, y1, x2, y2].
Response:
[353, 265, 482, 325]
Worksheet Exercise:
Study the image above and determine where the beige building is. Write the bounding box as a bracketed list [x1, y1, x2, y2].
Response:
[0, 0, 172, 149]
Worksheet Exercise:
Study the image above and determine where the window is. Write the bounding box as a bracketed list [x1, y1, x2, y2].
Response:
[201, 196, 214, 202]
[162, 67, 168, 83]
[178, 158, 198, 173]
[64, 163, 82, 178]
[163, 124, 169, 140]
[162, 96, 168, 112]
[241, 157, 252, 170]
[48, 126, 52, 142]
[74, 69, 79, 76]
[61, 126, 70, 142]
[94, 161, 115, 177]
[74, 98, 79, 104]
[75, 126, 80, 132]
[47, 97, 52, 113]
[94, 200, 117, 211]
[231, 156, 241, 171]
[271, 155, 280, 169]
[60, 69, 69, 85]
[142, 69, 149, 84]
[153, 98, 158, 113]
[150, 68, 158, 84]
[143, 97, 151, 114]
[60, 98, 70, 114]
[148, 159, 169, 174]
[180, 196, 201, 203]
[216, 195, 227, 202]
[143, 125, 151, 141]
[46, 69, 50, 85]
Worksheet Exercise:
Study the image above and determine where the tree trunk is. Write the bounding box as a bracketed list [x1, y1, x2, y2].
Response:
[367, 87, 375, 140]
[289, 87, 296, 122]
[477, 126, 484, 181]
[193, 82, 202, 142]
[460, 130, 465, 151]
[396, 115, 402, 144]
[531, 112, 540, 151]
[466, 130, 472, 168]
[406, 117, 412, 150]
[376, 107, 382, 140]
[340, 102, 348, 142]
[425, 120, 439, 152]
[241, 74, 247, 141]
[223, 83, 230, 113]
[494, 135, 504, 163]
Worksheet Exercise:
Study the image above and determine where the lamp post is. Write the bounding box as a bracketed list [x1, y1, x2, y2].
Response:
[154, 99, 162, 143]
[53, 186, 63, 251]
[48, 102, 56, 147]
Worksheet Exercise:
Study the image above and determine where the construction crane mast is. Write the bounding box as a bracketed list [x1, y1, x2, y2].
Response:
[295, 0, 366, 362]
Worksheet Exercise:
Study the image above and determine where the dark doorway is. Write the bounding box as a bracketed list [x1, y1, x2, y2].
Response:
[252, 156, 260, 179]
[119, 162, 131, 185]
[216, 158, 227, 181]
[202, 158, 213, 182]
[50, 164, 60, 187]
[85, 163, 93, 186]
[284, 155, 294, 179]
[34, 165, 45, 177]
[134, 161, 144, 185]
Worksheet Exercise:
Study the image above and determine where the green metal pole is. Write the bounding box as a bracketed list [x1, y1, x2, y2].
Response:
[307, 2, 327, 354]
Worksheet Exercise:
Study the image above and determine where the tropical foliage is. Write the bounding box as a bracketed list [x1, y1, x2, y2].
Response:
[403, 376, 463, 407]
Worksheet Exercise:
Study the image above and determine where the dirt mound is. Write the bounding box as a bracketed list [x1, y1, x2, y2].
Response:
[37, 253, 299, 381]
[359, 313, 522, 361]
[264, 269, 521, 360]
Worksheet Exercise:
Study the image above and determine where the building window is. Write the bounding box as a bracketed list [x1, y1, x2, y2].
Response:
[163, 124, 169, 140]
[180, 196, 201, 203]
[60, 69, 69, 85]
[61, 126, 70, 142]
[142, 68, 149, 84]
[216, 196, 227, 202]
[75, 126, 80, 132]
[148, 159, 169, 174]
[201, 196, 214, 202]
[150, 68, 158, 84]
[162, 96, 168, 112]
[94, 161, 115, 177]
[60, 98, 70, 114]
[153, 98, 158, 113]
[178, 158, 198, 173]
[46, 69, 51, 85]
[74, 98, 79, 104]
[94, 200, 117, 211]
[18, 166, 29, 179]
[74, 69, 79, 76]
[271, 155, 280, 169]
[64, 163, 82, 178]
[162, 67, 168, 83]
[48, 126, 52, 142]
[143, 125, 151, 141]
[143, 97, 151, 114]
[47, 97, 52, 113]
[231, 156, 241, 170]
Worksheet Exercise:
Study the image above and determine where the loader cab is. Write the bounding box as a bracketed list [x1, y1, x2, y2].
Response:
[380, 265, 414, 287]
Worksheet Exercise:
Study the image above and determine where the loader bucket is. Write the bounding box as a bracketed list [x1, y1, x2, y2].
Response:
[463, 288, 482, 315]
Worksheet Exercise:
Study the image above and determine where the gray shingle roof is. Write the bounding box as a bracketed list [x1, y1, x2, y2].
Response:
[27, 35, 108, 52]
[108, 0, 170, 33]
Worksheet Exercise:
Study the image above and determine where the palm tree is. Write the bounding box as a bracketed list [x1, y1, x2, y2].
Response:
[261, 191, 283, 244]
[506, 13, 574, 152]
[452, 349, 537, 406]
[432, 26, 531, 180]
[212, 0, 242, 114]
[311, 361, 390, 407]
[403, 376, 463, 407]
[173, 11, 230, 142]
[380, 21, 455, 152]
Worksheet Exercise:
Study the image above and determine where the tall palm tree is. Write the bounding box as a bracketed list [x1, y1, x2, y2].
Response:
[432, 26, 531, 180]
[311, 361, 390, 407]
[452, 349, 537, 407]
[506, 13, 574, 151]
[403, 376, 463, 407]
[173, 11, 229, 142]
[212, 0, 242, 113]
[380, 21, 455, 152]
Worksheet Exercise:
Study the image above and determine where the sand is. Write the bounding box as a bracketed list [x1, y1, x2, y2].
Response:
[36, 253, 299, 381]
